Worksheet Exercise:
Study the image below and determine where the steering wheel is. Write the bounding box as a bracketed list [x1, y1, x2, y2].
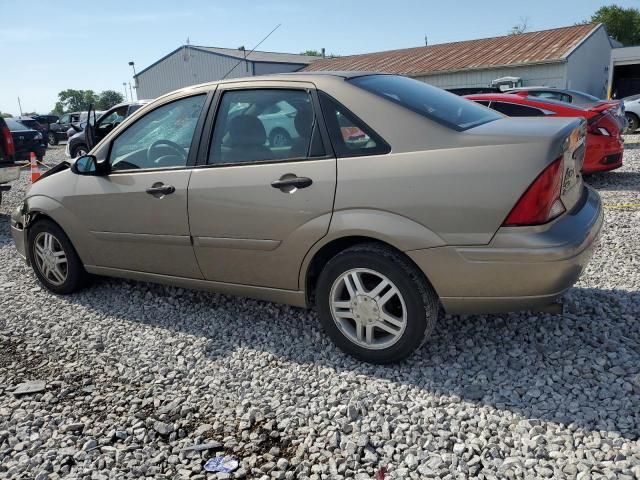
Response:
[146, 139, 186, 165]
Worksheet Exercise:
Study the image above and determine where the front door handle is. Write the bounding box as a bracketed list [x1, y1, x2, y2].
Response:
[146, 183, 175, 197]
[271, 176, 313, 190]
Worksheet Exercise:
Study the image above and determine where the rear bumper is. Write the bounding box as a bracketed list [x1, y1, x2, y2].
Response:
[11, 206, 28, 261]
[583, 136, 623, 173]
[0, 165, 20, 184]
[408, 186, 603, 314]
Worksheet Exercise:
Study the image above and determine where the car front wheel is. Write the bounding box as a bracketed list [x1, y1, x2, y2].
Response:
[316, 243, 438, 364]
[27, 219, 89, 294]
[72, 144, 89, 158]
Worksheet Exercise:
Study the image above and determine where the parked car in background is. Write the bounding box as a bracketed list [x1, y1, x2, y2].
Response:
[65, 110, 104, 142]
[506, 87, 626, 130]
[5, 118, 47, 161]
[49, 112, 81, 145]
[31, 114, 59, 145]
[11, 73, 603, 363]
[466, 93, 624, 173]
[623, 94, 640, 133]
[447, 87, 502, 96]
[67, 101, 149, 158]
[0, 117, 19, 206]
[14, 117, 48, 150]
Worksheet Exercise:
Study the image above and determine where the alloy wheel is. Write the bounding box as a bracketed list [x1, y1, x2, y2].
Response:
[329, 268, 407, 350]
[33, 232, 68, 286]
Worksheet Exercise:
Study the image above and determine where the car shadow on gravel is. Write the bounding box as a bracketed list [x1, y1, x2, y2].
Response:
[64, 279, 640, 441]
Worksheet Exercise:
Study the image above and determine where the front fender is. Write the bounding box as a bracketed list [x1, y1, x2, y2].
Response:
[25, 194, 95, 266]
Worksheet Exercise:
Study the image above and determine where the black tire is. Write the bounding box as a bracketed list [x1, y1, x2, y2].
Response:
[48, 132, 58, 146]
[27, 219, 89, 294]
[316, 243, 438, 364]
[626, 113, 639, 134]
[71, 143, 89, 158]
[269, 128, 292, 147]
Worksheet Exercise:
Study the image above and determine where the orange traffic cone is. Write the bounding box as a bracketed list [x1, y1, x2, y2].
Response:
[30, 152, 41, 183]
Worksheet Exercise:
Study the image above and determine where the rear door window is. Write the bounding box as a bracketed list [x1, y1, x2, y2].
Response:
[489, 102, 546, 117]
[208, 89, 325, 165]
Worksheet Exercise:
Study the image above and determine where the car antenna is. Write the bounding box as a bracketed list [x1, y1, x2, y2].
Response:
[221, 24, 282, 80]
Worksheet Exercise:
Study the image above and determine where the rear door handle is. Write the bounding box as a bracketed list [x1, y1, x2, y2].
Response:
[271, 176, 313, 190]
[146, 184, 175, 196]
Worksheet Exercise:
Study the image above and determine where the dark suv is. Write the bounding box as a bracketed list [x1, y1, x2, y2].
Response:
[0, 117, 19, 206]
[49, 112, 81, 145]
[67, 101, 150, 158]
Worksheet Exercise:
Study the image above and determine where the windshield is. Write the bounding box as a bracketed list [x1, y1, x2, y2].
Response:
[18, 119, 39, 129]
[6, 119, 29, 131]
[349, 75, 501, 131]
[568, 90, 601, 102]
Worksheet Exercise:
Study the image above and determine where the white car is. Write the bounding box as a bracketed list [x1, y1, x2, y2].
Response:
[623, 94, 640, 133]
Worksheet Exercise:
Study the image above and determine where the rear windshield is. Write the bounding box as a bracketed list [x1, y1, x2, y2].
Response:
[6, 119, 28, 131]
[349, 75, 501, 131]
[18, 119, 39, 129]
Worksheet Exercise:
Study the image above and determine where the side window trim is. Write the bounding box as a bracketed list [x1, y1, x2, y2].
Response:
[195, 86, 333, 168]
[105, 91, 214, 174]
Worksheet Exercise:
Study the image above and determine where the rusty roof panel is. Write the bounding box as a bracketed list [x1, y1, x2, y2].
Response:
[304, 24, 600, 75]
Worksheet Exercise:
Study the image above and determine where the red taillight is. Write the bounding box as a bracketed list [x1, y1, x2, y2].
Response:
[503, 157, 565, 226]
[1, 125, 15, 156]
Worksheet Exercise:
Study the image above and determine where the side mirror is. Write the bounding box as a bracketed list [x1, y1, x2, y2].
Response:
[71, 155, 109, 176]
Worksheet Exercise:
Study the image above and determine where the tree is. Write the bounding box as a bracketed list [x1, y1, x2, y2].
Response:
[0, 112, 12, 118]
[55, 89, 99, 114]
[590, 5, 640, 46]
[509, 17, 530, 35]
[301, 50, 322, 57]
[96, 90, 124, 110]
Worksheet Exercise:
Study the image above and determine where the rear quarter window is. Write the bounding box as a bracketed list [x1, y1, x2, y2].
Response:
[349, 75, 501, 131]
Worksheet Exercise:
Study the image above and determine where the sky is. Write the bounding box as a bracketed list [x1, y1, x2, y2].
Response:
[0, 0, 637, 114]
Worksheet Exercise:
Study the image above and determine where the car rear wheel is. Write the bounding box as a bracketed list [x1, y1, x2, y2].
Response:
[626, 113, 639, 134]
[316, 243, 438, 363]
[27, 219, 89, 294]
[48, 132, 58, 146]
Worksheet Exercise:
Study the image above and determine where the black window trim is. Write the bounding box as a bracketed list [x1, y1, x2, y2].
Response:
[317, 90, 391, 158]
[104, 91, 214, 175]
[194, 85, 334, 169]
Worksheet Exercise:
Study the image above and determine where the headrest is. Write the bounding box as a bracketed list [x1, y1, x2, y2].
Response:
[294, 109, 313, 138]
[228, 115, 266, 146]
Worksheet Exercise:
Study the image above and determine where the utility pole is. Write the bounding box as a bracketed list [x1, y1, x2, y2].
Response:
[129, 83, 134, 102]
[128, 61, 137, 99]
[17, 96, 23, 115]
[123, 83, 129, 101]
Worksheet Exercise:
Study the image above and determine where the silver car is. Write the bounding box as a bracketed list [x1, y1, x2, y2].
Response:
[11, 73, 603, 363]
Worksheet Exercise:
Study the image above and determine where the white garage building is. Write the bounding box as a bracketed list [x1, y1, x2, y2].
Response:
[304, 24, 614, 98]
[134, 45, 318, 99]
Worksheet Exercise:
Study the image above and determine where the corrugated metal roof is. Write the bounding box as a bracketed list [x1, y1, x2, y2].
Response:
[304, 24, 602, 76]
[191, 46, 319, 64]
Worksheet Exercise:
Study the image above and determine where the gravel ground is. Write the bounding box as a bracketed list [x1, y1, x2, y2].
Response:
[1, 142, 639, 480]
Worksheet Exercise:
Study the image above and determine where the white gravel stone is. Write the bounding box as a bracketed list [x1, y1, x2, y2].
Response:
[0, 143, 639, 478]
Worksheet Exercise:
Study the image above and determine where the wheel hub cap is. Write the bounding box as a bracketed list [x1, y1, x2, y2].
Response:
[33, 232, 68, 286]
[330, 268, 407, 350]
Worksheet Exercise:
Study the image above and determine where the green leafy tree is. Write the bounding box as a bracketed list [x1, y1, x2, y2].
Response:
[590, 5, 640, 46]
[55, 89, 99, 113]
[1, 112, 13, 118]
[301, 50, 322, 56]
[96, 90, 124, 110]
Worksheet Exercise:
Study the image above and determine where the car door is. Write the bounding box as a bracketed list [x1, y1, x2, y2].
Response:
[63, 92, 210, 278]
[188, 84, 336, 290]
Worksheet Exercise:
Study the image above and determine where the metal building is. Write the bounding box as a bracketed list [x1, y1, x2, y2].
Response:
[304, 24, 613, 98]
[134, 45, 318, 99]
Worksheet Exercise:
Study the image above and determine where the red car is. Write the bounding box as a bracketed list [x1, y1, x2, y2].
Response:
[465, 93, 624, 173]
